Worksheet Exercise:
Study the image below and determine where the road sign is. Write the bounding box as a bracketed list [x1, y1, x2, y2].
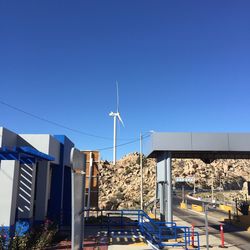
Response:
[175, 177, 194, 183]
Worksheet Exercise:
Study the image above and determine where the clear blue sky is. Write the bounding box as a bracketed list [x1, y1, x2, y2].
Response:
[0, 1, 250, 160]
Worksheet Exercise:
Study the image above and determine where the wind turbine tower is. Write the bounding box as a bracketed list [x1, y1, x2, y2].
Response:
[109, 82, 124, 165]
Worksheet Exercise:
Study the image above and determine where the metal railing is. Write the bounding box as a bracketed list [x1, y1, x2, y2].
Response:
[83, 209, 200, 249]
[104, 209, 200, 249]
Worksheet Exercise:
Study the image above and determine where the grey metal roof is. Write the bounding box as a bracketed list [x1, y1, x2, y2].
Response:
[146, 132, 250, 160]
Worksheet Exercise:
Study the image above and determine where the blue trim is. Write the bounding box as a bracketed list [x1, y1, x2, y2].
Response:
[18, 146, 55, 161]
[0, 146, 54, 163]
[53, 135, 67, 144]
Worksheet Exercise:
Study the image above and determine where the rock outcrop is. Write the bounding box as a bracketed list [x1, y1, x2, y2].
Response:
[98, 153, 250, 209]
[99, 153, 156, 210]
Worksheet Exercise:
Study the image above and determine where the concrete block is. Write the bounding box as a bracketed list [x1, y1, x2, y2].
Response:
[219, 204, 233, 213]
[180, 202, 187, 209]
[191, 204, 203, 212]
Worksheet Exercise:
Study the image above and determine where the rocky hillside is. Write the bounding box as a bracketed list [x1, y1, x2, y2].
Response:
[98, 153, 250, 209]
[99, 153, 156, 210]
[172, 158, 250, 190]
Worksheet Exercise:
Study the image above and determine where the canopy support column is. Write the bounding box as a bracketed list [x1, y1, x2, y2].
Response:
[157, 151, 173, 222]
[166, 152, 172, 222]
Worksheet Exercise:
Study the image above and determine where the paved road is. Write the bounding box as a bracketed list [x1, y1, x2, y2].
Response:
[173, 197, 250, 250]
[174, 193, 231, 218]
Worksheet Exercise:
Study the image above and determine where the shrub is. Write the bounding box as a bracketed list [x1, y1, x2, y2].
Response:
[0, 220, 58, 250]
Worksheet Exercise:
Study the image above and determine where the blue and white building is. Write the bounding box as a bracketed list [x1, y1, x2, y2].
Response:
[0, 127, 75, 235]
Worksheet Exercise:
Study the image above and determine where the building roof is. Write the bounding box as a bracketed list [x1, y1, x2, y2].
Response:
[146, 132, 250, 160]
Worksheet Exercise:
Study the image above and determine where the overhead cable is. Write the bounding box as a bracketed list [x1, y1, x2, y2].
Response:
[97, 134, 150, 151]
[0, 100, 113, 140]
[0, 100, 152, 149]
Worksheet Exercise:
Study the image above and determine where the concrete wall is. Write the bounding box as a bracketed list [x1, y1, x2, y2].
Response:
[19, 134, 60, 164]
[18, 134, 61, 222]
[0, 127, 18, 147]
[0, 160, 20, 226]
[34, 161, 51, 221]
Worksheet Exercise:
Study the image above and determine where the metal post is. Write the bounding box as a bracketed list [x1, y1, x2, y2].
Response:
[164, 181, 168, 221]
[154, 173, 158, 217]
[182, 185, 185, 203]
[211, 175, 214, 203]
[193, 177, 196, 194]
[113, 116, 117, 165]
[140, 132, 143, 210]
[166, 152, 172, 222]
[71, 168, 75, 250]
[70, 148, 85, 250]
[228, 210, 231, 223]
[191, 224, 195, 247]
[220, 224, 225, 248]
[205, 205, 209, 250]
[157, 151, 169, 222]
[235, 198, 239, 218]
[87, 152, 93, 218]
[159, 182, 165, 221]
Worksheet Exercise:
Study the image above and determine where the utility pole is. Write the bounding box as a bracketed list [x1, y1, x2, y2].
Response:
[113, 114, 117, 165]
[193, 177, 196, 194]
[140, 132, 143, 210]
[211, 175, 214, 203]
[87, 152, 93, 218]
[182, 184, 185, 203]
[139, 130, 154, 211]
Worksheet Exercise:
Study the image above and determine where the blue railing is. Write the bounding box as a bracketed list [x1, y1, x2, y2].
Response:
[85, 209, 200, 249]
[137, 210, 200, 249]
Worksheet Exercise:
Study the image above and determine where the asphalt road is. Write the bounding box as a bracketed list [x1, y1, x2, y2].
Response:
[173, 196, 250, 250]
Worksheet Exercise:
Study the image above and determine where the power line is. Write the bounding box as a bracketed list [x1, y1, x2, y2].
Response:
[97, 138, 140, 151]
[97, 134, 150, 151]
[0, 100, 152, 150]
[0, 100, 117, 141]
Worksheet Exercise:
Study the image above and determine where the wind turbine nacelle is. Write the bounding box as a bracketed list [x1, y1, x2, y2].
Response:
[109, 111, 115, 116]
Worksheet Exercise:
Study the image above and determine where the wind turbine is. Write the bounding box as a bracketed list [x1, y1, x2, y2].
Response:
[109, 82, 124, 165]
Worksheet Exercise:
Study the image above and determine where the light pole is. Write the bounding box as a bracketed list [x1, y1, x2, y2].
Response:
[140, 130, 154, 211]
[140, 132, 143, 210]
[211, 174, 214, 203]
[193, 177, 196, 194]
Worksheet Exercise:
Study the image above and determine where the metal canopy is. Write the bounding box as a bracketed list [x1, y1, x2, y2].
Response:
[0, 146, 55, 164]
[146, 132, 250, 223]
[146, 132, 250, 160]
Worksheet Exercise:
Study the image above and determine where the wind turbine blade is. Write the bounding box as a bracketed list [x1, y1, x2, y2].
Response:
[116, 81, 119, 113]
[117, 113, 125, 127]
